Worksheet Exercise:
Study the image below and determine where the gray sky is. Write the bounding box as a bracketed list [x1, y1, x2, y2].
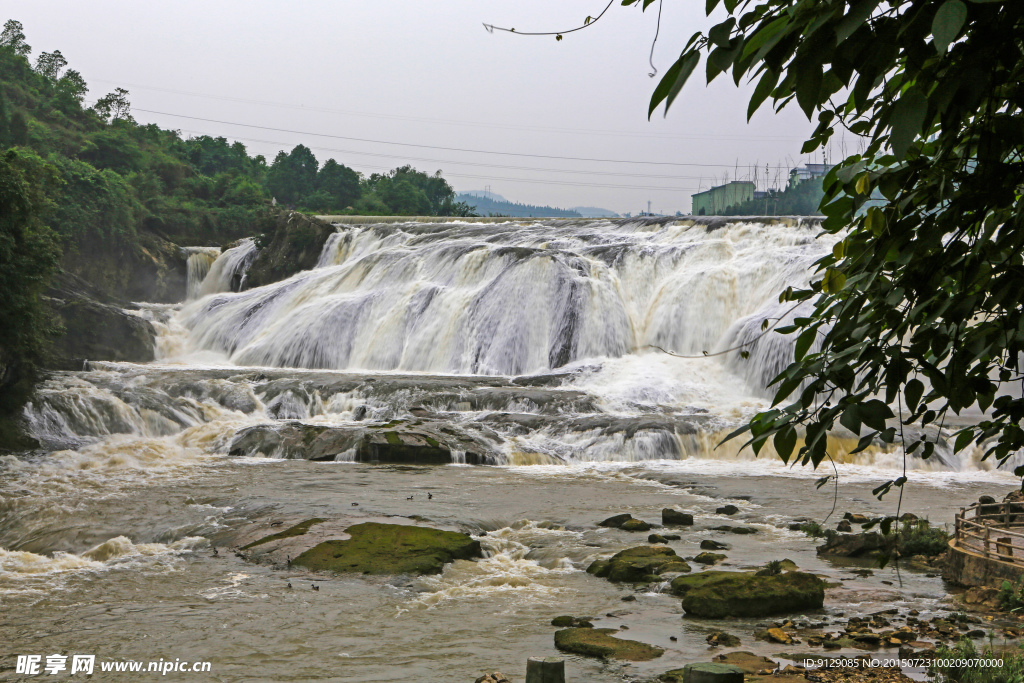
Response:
[11, 1, 830, 214]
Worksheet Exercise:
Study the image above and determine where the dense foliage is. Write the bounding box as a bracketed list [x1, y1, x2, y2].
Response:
[0, 148, 60, 411]
[632, 0, 1024, 486]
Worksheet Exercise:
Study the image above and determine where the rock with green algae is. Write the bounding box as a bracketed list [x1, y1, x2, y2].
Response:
[554, 627, 663, 661]
[292, 522, 481, 575]
[587, 546, 691, 582]
[693, 552, 727, 565]
[670, 570, 825, 618]
[242, 518, 327, 549]
[620, 518, 652, 531]
[659, 663, 745, 683]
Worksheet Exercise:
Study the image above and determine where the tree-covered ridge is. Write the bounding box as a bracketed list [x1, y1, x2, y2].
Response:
[456, 192, 582, 218]
[0, 18, 472, 247]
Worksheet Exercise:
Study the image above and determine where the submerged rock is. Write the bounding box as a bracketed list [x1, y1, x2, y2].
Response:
[599, 513, 635, 528]
[620, 518, 652, 532]
[587, 546, 691, 582]
[241, 518, 326, 549]
[475, 674, 511, 683]
[693, 552, 727, 565]
[670, 570, 825, 618]
[554, 627, 663, 661]
[292, 522, 481, 575]
[659, 663, 745, 683]
[663, 509, 694, 526]
[551, 616, 593, 628]
[716, 505, 739, 516]
[700, 540, 729, 550]
[706, 631, 741, 647]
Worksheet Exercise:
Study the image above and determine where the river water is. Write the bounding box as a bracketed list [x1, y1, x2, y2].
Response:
[1, 218, 1018, 682]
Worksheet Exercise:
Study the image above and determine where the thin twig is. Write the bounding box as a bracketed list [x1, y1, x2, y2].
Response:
[645, 300, 805, 359]
[483, 0, 616, 37]
[823, 453, 840, 524]
[648, 0, 664, 77]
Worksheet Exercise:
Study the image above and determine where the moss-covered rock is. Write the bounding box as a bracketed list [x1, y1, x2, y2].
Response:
[551, 616, 593, 628]
[587, 546, 691, 582]
[292, 522, 481, 575]
[670, 570, 825, 618]
[659, 663, 745, 683]
[620, 518, 652, 532]
[599, 513, 635, 528]
[706, 631, 741, 647]
[241, 518, 326, 549]
[694, 552, 727, 565]
[554, 627, 663, 661]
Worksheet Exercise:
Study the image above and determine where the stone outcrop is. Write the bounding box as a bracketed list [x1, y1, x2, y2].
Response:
[587, 546, 691, 582]
[244, 211, 337, 289]
[227, 421, 489, 464]
[60, 231, 190, 303]
[663, 509, 694, 526]
[45, 275, 156, 369]
[670, 570, 825, 618]
[292, 522, 481, 575]
[554, 627, 663, 661]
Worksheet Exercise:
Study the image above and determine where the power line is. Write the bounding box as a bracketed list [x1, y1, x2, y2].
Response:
[96, 78, 804, 142]
[174, 128, 701, 192]
[180, 129, 723, 182]
[135, 108, 749, 169]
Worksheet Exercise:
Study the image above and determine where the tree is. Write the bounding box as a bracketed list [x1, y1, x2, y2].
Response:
[316, 158, 360, 210]
[93, 88, 132, 122]
[53, 69, 88, 113]
[0, 149, 61, 412]
[34, 49, 66, 81]
[0, 19, 31, 57]
[265, 144, 318, 205]
[626, 0, 1024, 484]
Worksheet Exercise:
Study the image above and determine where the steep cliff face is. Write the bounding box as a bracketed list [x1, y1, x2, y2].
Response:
[243, 211, 335, 289]
[60, 231, 189, 304]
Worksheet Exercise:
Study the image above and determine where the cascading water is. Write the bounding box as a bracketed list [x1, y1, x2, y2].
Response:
[183, 218, 827, 378]
[184, 246, 221, 300]
[15, 216, 1005, 471]
[197, 238, 258, 297]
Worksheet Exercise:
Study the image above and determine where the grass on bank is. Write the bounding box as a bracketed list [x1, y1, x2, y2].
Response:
[931, 638, 1024, 683]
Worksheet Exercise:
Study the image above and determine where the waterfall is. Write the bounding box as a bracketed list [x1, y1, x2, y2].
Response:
[181, 217, 832, 384]
[197, 239, 258, 297]
[183, 247, 221, 300]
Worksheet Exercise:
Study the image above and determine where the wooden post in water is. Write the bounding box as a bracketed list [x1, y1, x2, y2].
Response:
[526, 657, 565, 683]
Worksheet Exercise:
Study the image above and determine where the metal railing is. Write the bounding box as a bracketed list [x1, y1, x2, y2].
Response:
[953, 500, 1024, 568]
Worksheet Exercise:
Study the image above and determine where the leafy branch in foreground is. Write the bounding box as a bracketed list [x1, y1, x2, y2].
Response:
[633, 0, 1024, 478]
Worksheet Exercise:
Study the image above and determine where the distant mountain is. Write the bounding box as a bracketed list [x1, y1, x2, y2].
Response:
[456, 193, 581, 218]
[571, 206, 620, 218]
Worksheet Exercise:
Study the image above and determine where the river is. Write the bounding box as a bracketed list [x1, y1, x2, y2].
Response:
[1, 217, 1016, 682]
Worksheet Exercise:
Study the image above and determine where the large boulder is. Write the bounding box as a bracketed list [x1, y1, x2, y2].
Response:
[45, 275, 156, 368]
[554, 627, 663, 661]
[587, 546, 691, 582]
[670, 570, 825, 618]
[292, 522, 481, 575]
[244, 211, 336, 289]
[816, 532, 887, 558]
[659, 663, 745, 683]
[663, 509, 694, 526]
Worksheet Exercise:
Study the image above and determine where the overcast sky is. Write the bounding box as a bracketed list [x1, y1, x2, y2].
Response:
[10, 1, 834, 214]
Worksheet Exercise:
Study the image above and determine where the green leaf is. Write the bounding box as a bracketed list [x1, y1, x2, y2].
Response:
[706, 0, 722, 14]
[932, 0, 967, 53]
[822, 268, 846, 293]
[859, 400, 894, 431]
[889, 88, 928, 160]
[904, 378, 924, 411]
[954, 429, 974, 453]
[649, 52, 700, 119]
[773, 425, 797, 460]
[747, 67, 779, 121]
[794, 327, 817, 361]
